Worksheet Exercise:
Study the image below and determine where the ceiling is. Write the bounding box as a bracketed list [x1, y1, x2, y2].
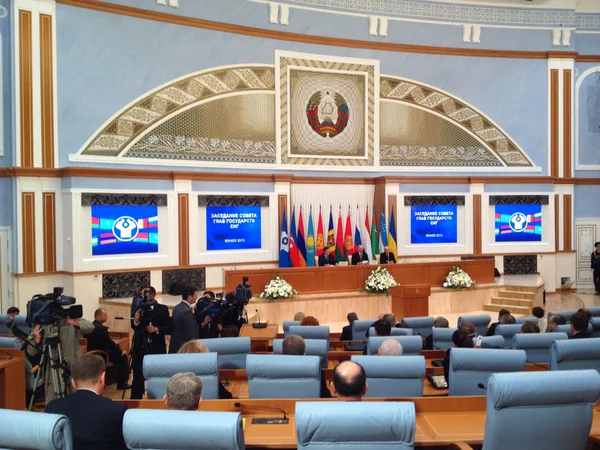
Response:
[407, 0, 599, 12]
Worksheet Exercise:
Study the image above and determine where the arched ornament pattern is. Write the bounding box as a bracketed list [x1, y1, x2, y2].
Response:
[575, 64, 600, 171]
[75, 65, 534, 168]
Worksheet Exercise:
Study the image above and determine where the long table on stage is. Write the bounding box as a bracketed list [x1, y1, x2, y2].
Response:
[224, 259, 495, 294]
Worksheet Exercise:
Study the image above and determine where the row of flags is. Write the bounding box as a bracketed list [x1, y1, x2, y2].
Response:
[279, 205, 397, 268]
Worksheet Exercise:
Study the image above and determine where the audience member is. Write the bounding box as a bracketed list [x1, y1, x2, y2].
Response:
[378, 338, 403, 356]
[340, 312, 358, 341]
[443, 328, 475, 385]
[85, 308, 130, 390]
[486, 309, 510, 336]
[300, 316, 320, 326]
[169, 287, 199, 354]
[424, 316, 449, 350]
[364, 313, 386, 339]
[331, 361, 367, 401]
[459, 321, 477, 336]
[164, 372, 203, 411]
[221, 325, 240, 337]
[532, 306, 546, 333]
[45, 354, 127, 450]
[294, 312, 306, 322]
[382, 313, 398, 328]
[6, 306, 19, 319]
[547, 314, 566, 332]
[520, 321, 540, 334]
[577, 308, 592, 321]
[373, 318, 392, 337]
[570, 313, 590, 339]
[177, 339, 232, 399]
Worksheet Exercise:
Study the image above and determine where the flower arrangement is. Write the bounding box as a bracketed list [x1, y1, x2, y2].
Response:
[443, 266, 475, 289]
[364, 266, 398, 294]
[259, 275, 298, 300]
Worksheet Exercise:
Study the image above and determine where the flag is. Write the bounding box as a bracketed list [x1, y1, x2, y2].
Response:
[388, 207, 398, 260]
[316, 206, 324, 256]
[327, 206, 335, 253]
[297, 206, 307, 267]
[371, 213, 380, 256]
[344, 206, 353, 257]
[353, 205, 362, 253]
[380, 211, 388, 251]
[362, 206, 373, 260]
[335, 206, 345, 263]
[306, 206, 316, 266]
[279, 209, 290, 268]
[289, 207, 301, 267]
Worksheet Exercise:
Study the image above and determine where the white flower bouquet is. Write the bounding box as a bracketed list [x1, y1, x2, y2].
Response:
[259, 275, 298, 300]
[443, 266, 475, 289]
[364, 266, 398, 294]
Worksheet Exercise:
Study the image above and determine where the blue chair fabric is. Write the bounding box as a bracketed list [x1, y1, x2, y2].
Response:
[553, 323, 593, 338]
[199, 337, 251, 369]
[367, 336, 423, 356]
[514, 316, 539, 325]
[0, 336, 22, 349]
[369, 327, 413, 337]
[351, 320, 374, 340]
[288, 326, 330, 345]
[457, 314, 491, 337]
[351, 355, 425, 397]
[399, 317, 435, 338]
[432, 327, 457, 350]
[480, 336, 505, 349]
[247, 354, 320, 399]
[283, 321, 301, 337]
[0, 315, 30, 336]
[511, 332, 569, 363]
[549, 338, 600, 373]
[548, 309, 578, 323]
[273, 338, 328, 369]
[494, 324, 523, 348]
[0, 409, 72, 450]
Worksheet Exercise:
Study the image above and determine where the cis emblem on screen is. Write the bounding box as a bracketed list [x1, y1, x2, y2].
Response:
[508, 212, 528, 232]
[112, 216, 140, 242]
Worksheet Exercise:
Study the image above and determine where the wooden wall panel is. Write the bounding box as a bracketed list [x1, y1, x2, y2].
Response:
[40, 14, 55, 169]
[178, 194, 189, 266]
[21, 192, 36, 273]
[550, 69, 559, 178]
[554, 195, 560, 251]
[563, 69, 572, 178]
[563, 194, 572, 251]
[19, 10, 34, 168]
[42, 193, 56, 272]
[473, 194, 482, 255]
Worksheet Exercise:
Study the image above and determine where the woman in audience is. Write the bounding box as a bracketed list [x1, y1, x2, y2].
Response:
[532, 306, 546, 333]
[442, 327, 475, 386]
[294, 312, 306, 321]
[520, 321, 540, 333]
[178, 339, 233, 399]
[340, 312, 358, 341]
[300, 316, 320, 326]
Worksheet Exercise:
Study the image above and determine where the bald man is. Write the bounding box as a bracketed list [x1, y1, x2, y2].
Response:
[380, 246, 396, 264]
[351, 245, 369, 266]
[331, 361, 368, 401]
[378, 338, 403, 356]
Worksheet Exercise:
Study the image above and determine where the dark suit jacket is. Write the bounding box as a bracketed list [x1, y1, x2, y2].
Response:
[318, 253, 336, 266]
[380, 252, 396, 264]
[351, 251, 369, 265]
[85, 321, 122, 359]
[131, 303, 172, 355]
[571, 332, 589, 339]
[45, 390, 127, 450]
[169, 301, 199, 353]
[340, 324, 353, 341]
[486, 322, 500, 337]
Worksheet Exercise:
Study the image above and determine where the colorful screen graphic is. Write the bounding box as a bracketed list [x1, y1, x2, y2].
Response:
[91, 205, 159, 256]
[206, 206, 261, 251]
[411, 205, 458, 244]
[494, 204, 542, 242]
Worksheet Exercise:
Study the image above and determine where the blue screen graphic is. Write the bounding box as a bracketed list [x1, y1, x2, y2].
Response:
[411, 205, 458, 244]
[495, 204, 542, 242]
[206, 206, 262, 251]
[92, 205, 159, 256]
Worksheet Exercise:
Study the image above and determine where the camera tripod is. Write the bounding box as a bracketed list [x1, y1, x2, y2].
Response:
[28, 336, 69, 411]
[121, 325, 153, 400]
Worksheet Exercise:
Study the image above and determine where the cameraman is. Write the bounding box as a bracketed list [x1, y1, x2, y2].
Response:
[130, 286, 172, 399]
[235, 277, 253, 305]
[220, 292, 246, 330]
[195, 292, 222, 339]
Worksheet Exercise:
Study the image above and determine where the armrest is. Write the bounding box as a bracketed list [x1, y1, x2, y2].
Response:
[448, 443, 475, 450]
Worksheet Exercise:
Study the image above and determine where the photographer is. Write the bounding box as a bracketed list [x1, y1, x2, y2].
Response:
[130, 286, 172, 399]
[235, 277, 253, 305]
[220, 292, 246, 330]
[195, 292, 222, 339]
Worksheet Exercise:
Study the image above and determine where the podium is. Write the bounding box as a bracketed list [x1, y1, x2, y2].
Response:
[389, 285, 430, 319]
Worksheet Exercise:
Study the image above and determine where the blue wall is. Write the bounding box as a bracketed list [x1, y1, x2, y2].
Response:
[0, 0, 12, 168]
[0, 177, 12, 226]
[575, 185, 600, 218]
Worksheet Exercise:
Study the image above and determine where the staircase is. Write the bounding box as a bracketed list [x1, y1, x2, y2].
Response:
[483, 285, 537, 315]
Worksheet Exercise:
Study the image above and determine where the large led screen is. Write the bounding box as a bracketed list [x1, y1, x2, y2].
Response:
[206, 206, 261, 251]
[494, 204, 542, 242]
[411, 205, 458, 244]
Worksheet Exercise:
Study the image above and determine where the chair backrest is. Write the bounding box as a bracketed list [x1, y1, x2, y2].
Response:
[352, 320, 374, 340]
[399, 317, 435, 339]
[548, 309, 578, 323]
[351, 355, 425, 397]
[288, 325, 330, 344]
[514, 316, 539, 325]
[296, 402, 416, 449]
[283, 321, 301, 337]
[273, 338, 328, 369]
[480, 336, 505, 349]
[591, 318, 600, 337]
[482, 370, 600, 450]
[549, 338, 600, 373]
[432, 327, 457, 350]
[494, 324, 523, 348]
[587, 306, 600, 317]
[511, 332, 569, 363]
[553, 323, 593, 338]
[143, 353, 219, 400]
[448, 348, 526, 396]
[457, 314, 491, 336]
[199, 337, 251, 369]
[123, 409, 244, 450]
[367, 336, 423, 356]
[247, 354, 320, 398]
[369, 327, 413, 337]
[0, 315, 30, 336]
[0, 409, 72, 450]
[0, 336, 22, 349]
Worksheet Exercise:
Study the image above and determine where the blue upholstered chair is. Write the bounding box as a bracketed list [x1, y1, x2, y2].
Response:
[0, 336, 22, 349]
[511, 332, 569, 363]
[351, 320, 374, 340]
[494, 324, 523, 348]
[367, 336, 423, 356]
[553, 323, 593, 338]
[591, 318, 600, 338]
[369, 327, 413, 337]
[448, 348, 526, 396]
[283, 320, 301, 337]
[477, 370, 600, 450]
[480, 336, 505, 349]
[457, 314, 491, 337]
[351, 355, 425, 397]
[548, 309, 578, 323]
[288, 326, 330, 346]
[432, 327, 457, 350]
[247, 354, 320, 398]
[0, 409, 72, 450]
[587, 306, 600, 317]
[143, 353, 219, 400]
[199, 337, 251, 369]
[549, 338, 600, 373]
[123, 409, 244, 450]
[0, 315, 30, 336]
[514, 316, 539, 325]
[273, 338, 328, 369]
[296, 402, 416, 449]
[399, 316, 435, 339]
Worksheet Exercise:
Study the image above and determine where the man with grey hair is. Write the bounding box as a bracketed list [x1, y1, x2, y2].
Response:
[499, 314, 516, 325]
[163, 372, 203, 411]
[378, 338, 403, 356]
[282, 335, 306, 355]
[382, 313, 397, 328]
[425, 316, 449, 350]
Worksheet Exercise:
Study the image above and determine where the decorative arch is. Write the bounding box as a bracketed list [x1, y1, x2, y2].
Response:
[575, 64, 600, 170]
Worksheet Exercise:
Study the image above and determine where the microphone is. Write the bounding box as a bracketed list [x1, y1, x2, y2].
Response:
[252, 309, 267, 329]
[234, 402, 289, 424]
[477, 383, 487, 390]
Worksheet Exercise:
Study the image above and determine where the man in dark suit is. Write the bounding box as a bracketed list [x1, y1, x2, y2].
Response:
[570, 312, 590, 339]
[318, 247, 336, 266]
[85, 308, 130, 389]
[45, 354, 127, 450]
[169, 287, 199, 353]
[351, 245, 369, 265]
[340, 312, 358, 341]
[130, 287, 172, 399]
[591, 242, 600, 295]
[379, 246, 396, 264]
[486, 309, 511, 336]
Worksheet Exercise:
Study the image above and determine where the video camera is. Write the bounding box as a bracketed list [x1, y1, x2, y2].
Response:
[26, 287, 82, 327]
